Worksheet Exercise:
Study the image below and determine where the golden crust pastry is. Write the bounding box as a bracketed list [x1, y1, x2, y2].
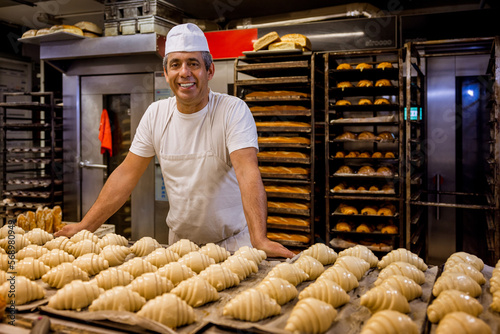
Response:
[268, 41, 302, 50]
[356, 224, 374, 233]
[340, 205, 358, 215]
[336, 131, 356, 140]
[260, 166, 310, 174]
[335, 99, 351, 105]
[267, 216, 310, 227]
[336, 165, 354, 174]
[336, 63, 352, 70]
[358, 166, 376, 175]
[250, 105, 307, 112]
[359, 151, 371, 158]
[346, 151, 359, 157]
[374, 98, 391, 105]
[356, 63, 373, 70]
[381, 225, 399, 234]
[178, 251, 215, 274]
[357, 80, 373, 87]
[377, 132, 395, 141]
[359, 98, 373, 105]
[375, 79, 392, 87]
[267, 232, 310, 243]
[170, 276, 219, 307]
[246, 90, 309, 98]
[335, 221, 353, 232]
[253, 31, 280, 51]
[257, 151, 309, 159]
[255, 121, 310, 127]
[257, 136, 310, 144]
[377, 62, 393, 69]
[358, 131, 376, 140]
[361, 206, 378, 215]
[337, 81, 353, 88]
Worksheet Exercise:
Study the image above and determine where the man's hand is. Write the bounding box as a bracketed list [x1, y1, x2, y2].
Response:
[54, 222, 87, 238]
[254, 238, 295, 259]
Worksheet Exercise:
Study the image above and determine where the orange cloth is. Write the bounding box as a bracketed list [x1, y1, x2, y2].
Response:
[99, 109, 113, 156]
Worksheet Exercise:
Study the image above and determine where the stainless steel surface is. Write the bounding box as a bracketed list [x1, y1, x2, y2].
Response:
[79, 160, 107, 169]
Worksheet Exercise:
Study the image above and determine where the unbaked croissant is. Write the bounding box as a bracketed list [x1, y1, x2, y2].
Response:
[119, 257, 157, 278]
[0, 270, 9, 285]
[491, 274, 500, 294]
[143, 247, 179, 267]
[378, 248, 428, 271]
[24, 228, 54, 246]
[42, 262, 90, 288]
[334, 256, 370, 280]
[339, 245, 378, 267]
[130, 236, 161, 257]
[360, 285, 410, 313]
[255, 276, 297, 305]
[360, 310, 418, 334]
[91, 267, 134, 290]
[432, 272, 481, 297]
[48, 279, 102, 310]
[491, 290, 500, 312]
[303, 243, 337, 265]
[221, 255, 258, 281]
[98, 233, 128, 248]
[15, 257, 50, 280]
[318, 265, 359, 292]
[88, 286, 145, 312]
[0, 275, 45, 305]
[178, 251, 215, 274]
[233, 246, 267, 265]
[70, 229, 99, 244]
[0, 224, 24, 238]
[445, 252, 484, 271]
[43, 236, 74, 253]
[199, 243, 230, 263]
[299, 278, 349, 307]
[198, 264, 240, 291]
[427, 289, 483, 323]
[378, 275, 422, 301]
[266, 262, 309, 286]
[72, 253, 109, 276]
[167, 238, 200, 257]
[436, 312, 492, 334]
[136, 293, 195, 329]
[170, 276, 219, 307]
[38, 249, 75, 268]
[156, 261, 196, 286]
[223, 288, 281, 321]
[127, 272, 174, 300]
[375, 262, 426, 285]
[99, 244, 131, 267]
[68, 239, 101, 258]
[293, 254, 325, 280]
[285, 297, 336, 334]
[0, 234, 31, 253]
[16, 244, 48, 260]
[444, 262, 486, 285]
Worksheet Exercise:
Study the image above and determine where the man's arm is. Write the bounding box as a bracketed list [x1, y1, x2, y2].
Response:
[55, 152, 154, 237]
[230, 147, 295, 258]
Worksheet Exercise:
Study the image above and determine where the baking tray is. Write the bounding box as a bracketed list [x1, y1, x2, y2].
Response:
[236, 76, 309, 86]
[258, 142, 311, 148]
[265, 191, 311, 200]
[333, 173, 398, 178]
[257, 156, 310, 164]
[332, 207, 398, 218]
[257, 126, 311, 133]
[260, 172, 310, 180]
[330, 188, 396, 195]
[266, 223, 311, 233]
[242, 49, 305, 57]
[330, 104, 399, 112]
[18, 31, 86, 45]
[330, 115, 396, 123]
[267, 207, 310, 216]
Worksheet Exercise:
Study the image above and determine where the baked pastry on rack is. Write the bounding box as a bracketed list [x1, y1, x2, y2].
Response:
[358, 131, 376, 140]
[340, 204, 358, 215]
[357, 80, 373, 87]
[369, 185, 379, 191]
[337, 63, 353, 70]
[346, 151, 359, 158]
[374, 98, 391, 105]
[375, 79, 392, 87]
[335, 99, 351, 105]
[356, 224, 374, 233]
[359, 98, 372, 105]
[356, 63, 373, 70]
[335, 221, 353, 232]
[377, 62, 393, 69]
[335, 165, 354, 174]
[252, 31, 280, 51]
[358, 166, 376, 175]
[359, 151, 371, 158]
[376, 131, 395, 141]
[337, 81, 353, 88]
[361, 205, 378, 215]
[381, 225, 399, 234]
[336, 131, 357, 140]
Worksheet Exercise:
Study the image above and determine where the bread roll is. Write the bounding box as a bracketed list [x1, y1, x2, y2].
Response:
[377, 62, 393, 69]
[49, 25, 83, 36]
[268, 41, 301, 50]
[280, 33, 311, 50]
[74, 21, 102, 35]
[22, 29, 37, 38]
[253, 31, 280, 51]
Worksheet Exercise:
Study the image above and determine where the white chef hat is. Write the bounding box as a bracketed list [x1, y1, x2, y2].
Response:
[165, 23, 210, 55]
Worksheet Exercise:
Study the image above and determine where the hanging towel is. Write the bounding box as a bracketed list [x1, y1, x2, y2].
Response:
[99, 108, 113, 156]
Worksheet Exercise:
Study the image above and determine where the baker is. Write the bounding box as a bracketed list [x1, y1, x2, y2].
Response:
[55, 23, 295, 258]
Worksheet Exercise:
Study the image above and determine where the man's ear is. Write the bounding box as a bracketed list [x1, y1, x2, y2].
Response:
[207, 62, 215, 80]
[163, 68, 168, 80]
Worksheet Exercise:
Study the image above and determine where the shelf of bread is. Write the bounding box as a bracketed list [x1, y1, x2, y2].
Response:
[259, 166, 310, 180]
[330, 86, 399, 97]
[333, 165, 396, 178]
[267, 200, 310, 216]
[331, 130, 397, 142]
[331, 150, 397, 159]
[266, 215, 311, 232]
[256, 121, 311, 133]
[250, 105, 311, 117]
[244, 90, 310, 102]
[264, 184, 311, 200]
[236, 76, 309, 86]
[235, 59, 309, 74]
[332, 202, 398, 218]
[329, 115, 396, 124]
[257, 151, 311, 164]
[330, 182, 396, 195]
[330, 67, 399, 81]
[329, 236, 394, 252]
[258, 136, 311, 148]
[266, 231, 311, 247]
[332, 219, 399, 234]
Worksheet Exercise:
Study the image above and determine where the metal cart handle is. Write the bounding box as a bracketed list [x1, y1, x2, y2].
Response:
[79, 160, 107, 169]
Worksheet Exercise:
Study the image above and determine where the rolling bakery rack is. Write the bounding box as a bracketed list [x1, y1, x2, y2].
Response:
[234, 51, 320, 250]
[0, 91, 63, 221]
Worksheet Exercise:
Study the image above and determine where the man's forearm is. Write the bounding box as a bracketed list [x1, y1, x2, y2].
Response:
[239, 170, 268, 246]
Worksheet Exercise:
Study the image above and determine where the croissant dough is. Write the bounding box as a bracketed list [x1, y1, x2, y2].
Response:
[143, 247, 179, 267]
[255, 277, 297, 305]
[167, 239, 200, 257]
[294, 254, 325, 280]
[16, 244, 48, 260]
[302, 243, 337, 265]
[119, 257, 157, 278]
[137, 293, 195, 329]
[360, 310, 418, 334]
[68, 239, 101, 258]
[127, 272, 174, 300]
[198, 263, 240, 291]
[223, 288, 281, 321]
[199, 243, 230, 263]
[24, 228, 54, 246]
[378, 275, 422, 301]
[432, 272, 481, 297]
[170, 276, 219, 307]
[72, 253, 109, 276]
[130, 236, 161, 257]
[70, 230, 99, 244]
[38, 249, 75, 268]
[299, 278, 350, 307]
[285, 297, 336, 334]
[436, 312, 491, 334]
[375, 262, 426, 285]
[378, 248, 428, 271]
[233, 246, 267, 265]
[221, 255, 258, 281]
[48, 279, 102, 310]
[15, 257, 50, 280]
[43, 236, 74, 253]
[98, 233, 128, 248]
[0, 234, 31, 253]
[360, 285, 410, 313]
[491, 274, 500, 294]
[89, 286, 145, 312]
[334, 256, 370, 280]
[178, 251, 215, 274]
[318, 265, 359, 292]
[0, 275, 45, 305]
[339, 245, 378, 267]
[266, 262, 309, 286]
[445, 252, 484, 271]
[92, 267, 134, 290]
[427, 289, 483, 323]
[444, 263, 486, 285]
[99, 245, 131, 267]
[42, 262, 90, 288]
[156, 261, 196, 286]
[491, 290, 500, 312]
[0, 224, 24, 238]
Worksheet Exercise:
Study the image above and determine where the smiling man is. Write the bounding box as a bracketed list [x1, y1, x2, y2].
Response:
[55, 23, 294, 259]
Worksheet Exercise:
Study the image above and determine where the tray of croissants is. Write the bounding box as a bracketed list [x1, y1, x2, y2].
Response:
[0, 225, 498, 334]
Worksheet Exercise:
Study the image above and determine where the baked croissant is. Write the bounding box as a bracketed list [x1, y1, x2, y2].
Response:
[357, 62, 373, 70]
[375, 79, 392, 87]
[223, 288, 281, 321]
[335, 99, 351, 105]
[356, 224, 374, 233]
[358, 166, 376, 175]
[167, 238, 200, 257]
[360, 285, 410, 313]
[303, 243, 337, 265]
[42, 262, 90, 289]
[234, 246, 267, 265]
[130, 236, 161, 257]
[24, 228, 53, 246]
[340, 205, 358, 215]
[88, 286, 145, 312]
[432, 272, 481, 297]
[178, 251, 215, 274]
[70, 229, 99, 244]
[156, 261, 196, 286]
[293, 254, 325, 280]
[318, 265, 359, 292]
[444, 263, 486, 285]
[16, 244, 48, 260]
[136, 293, 195, 329]
[379, 275, 422, 301]
[143, 247, 179, 267]
[360, 310, 418, 334]
[68, 239, 101, 258]
[198, 263, 240, 291]
[361, 206, 378, 215]
[127, 272, 174, 300]
[99, 244, 131, 267]
[43, 236, 74, 253]
[221, 255, 258, 281]
[334, 256, 370, 280]
[337, 81, 353, 88]
[0, 234, 31, 253]
[72, 253, 109, 276]
[266, 262, 309, 286]
[15, 257, 50, 280]
[374, 98, 390, 105]
[336, 165, 354, 174]
[199, 243, 230, 263]
[299, 278, 350, 307]
[98, 233, 128, 248]
[378, 248, 428, 271]
[48, 279, 102, 310]
[255, 276, 297, 305]
[337, 63, 352, 70]
[359, 131, 376, 140]
[357, 80, 373, 87]
[376, 132, 395, 141]
[359, 98, 373, 105]
[377, 62, 393, 69]
[335, 221, 353, 232]
[375, 262, 426, 285]
[170, 276, 219, 307]
[91, 267, 134, 290]
[346, 151, 359, 157]
[427, 289, 483, 323]
[0, 275, 45, 305]
[119, 257, 157, 278]
[336, 131, 356, 140]
[436, 312, 492, 334]
[285, 298, 337, 334]
[339, 245, 379, 267]
[445, 252, 484, 271]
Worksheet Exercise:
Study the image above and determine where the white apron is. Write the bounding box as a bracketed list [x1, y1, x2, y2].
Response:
[159, 97, 252, 252]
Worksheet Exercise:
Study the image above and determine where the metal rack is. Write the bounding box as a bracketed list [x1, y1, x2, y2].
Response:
[234, 52, 318, 250]
[0, 92, 63, 219]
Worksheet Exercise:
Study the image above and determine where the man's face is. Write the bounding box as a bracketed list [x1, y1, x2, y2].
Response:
[164, 51, 214, 113]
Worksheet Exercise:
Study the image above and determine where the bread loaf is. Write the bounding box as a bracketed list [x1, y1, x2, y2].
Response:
[268, 41, 301, 50]
[49, 25, 83, 36]
[74, 21, 102, 35]
[253, 31, 280, 51]
[280, 33, 311, 50]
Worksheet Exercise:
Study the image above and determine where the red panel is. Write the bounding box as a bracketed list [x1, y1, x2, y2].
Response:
[205, 29, 257, 60]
